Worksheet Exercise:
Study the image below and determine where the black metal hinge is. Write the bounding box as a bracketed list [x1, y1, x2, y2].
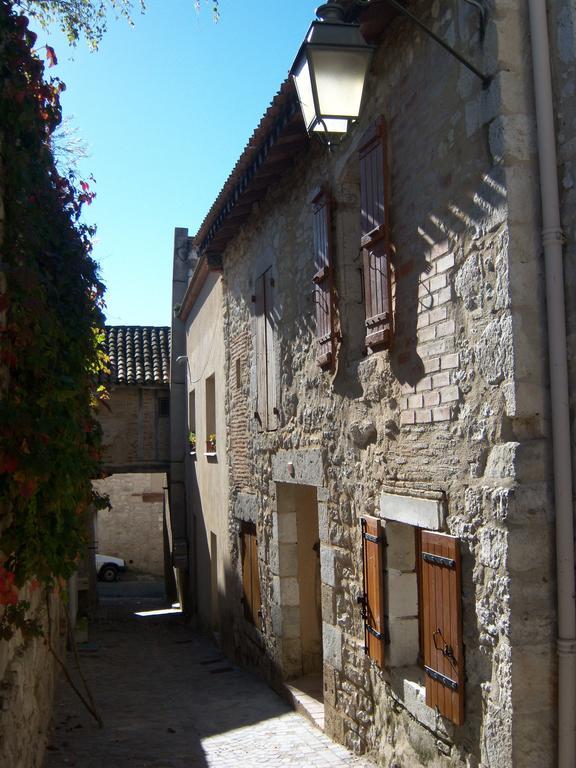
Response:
[424, 665, 458, 691]
[422, 552, 456, 569]
[362, 531, 384, 544]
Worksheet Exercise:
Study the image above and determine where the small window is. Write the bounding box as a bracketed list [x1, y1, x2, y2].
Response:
[158, 397, 170, 417]
[205, 374, 216, 453]
[188, 390, 196, 451]
[240, 522, 261, 628]
[361, 519, 464, 724]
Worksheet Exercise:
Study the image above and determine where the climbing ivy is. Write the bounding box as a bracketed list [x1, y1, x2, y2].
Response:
[0, 1, 108, 633]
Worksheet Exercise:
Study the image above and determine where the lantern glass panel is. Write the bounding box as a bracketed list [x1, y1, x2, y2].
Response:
[313, 117, 349, 133]
[292, 55, 317, 133]
[308, 48, 370, 119]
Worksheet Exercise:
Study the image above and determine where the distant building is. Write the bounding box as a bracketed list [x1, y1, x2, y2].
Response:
[94, 326, 171, 579]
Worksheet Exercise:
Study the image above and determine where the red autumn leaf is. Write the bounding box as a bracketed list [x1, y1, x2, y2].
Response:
[0, 455, 18, 474]
[0, 590, 18, 605]
[45, 45, 57, 67]
[19, 478, 38, 499]
[80, 181, 89, 192]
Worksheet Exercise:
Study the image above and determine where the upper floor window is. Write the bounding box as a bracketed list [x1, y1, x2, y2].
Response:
[311, 186, 336, 370]
[359, 116, 393, 351]
[254, 267, 277, 431]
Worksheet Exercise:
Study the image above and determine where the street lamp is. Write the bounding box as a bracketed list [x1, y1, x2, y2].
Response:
[291, 2, 376, 136]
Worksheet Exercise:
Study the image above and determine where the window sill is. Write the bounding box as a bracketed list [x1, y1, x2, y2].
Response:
[204, 451, 217, 458]
[189, 451, 197, 457]
[389, 665, 454, 740]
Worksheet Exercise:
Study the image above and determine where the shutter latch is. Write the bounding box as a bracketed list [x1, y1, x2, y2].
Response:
[433, 627, 457, 666]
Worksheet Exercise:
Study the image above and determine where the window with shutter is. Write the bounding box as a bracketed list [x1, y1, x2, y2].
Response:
[254, 267, 277, 431]
[420, 530, 464, 725]
[359, 116, 393, 351]
[311, 186, 335, 369]
[241, 522, 261, 628]
[361, 516, 385, 668]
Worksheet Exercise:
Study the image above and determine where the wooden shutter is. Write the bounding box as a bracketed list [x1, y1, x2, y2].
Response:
[311, 186, 335, 369]
[359, 116, 393, 351]
[421, 531, 464, 725]
[250, 531, 261, 629]
[253, 268, 277, 431]
[241, 522, 261, 628]
[264, 270, 277, 430]
[254, 273, 267, 430]
[361, 516, 385, 668]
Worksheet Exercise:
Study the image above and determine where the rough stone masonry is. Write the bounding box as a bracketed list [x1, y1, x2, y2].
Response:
[205, 0, 570, 766]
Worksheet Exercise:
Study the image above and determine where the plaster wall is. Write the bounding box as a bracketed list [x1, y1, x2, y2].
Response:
[218, 1, 557, 765]
[184, 271, 230, 634]
[92, 473, 166, 576]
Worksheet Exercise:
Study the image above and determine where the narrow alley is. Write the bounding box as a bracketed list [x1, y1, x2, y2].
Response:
[45, 595, 376, 768]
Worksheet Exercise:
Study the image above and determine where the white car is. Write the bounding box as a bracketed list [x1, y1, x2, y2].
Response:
[96, 554, 127, 583]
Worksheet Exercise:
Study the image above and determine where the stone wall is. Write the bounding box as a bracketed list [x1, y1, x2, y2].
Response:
[0, 128, 64, 768]
[216, 1, 557, 766]
[0, 589, 65, 768]
[93, 473, 166, 576]
[549, 0, 576, 538]
[98, 386, 170, 473]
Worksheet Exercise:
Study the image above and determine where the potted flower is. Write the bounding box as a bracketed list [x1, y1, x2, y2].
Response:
[189, 431, 197, 454]
[206, 433, 217, 453]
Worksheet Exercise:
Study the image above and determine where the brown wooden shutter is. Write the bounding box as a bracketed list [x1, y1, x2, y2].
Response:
[241, 522, 261, 628]
[421, 531, 464, 725]
[254, 273, 267, 430]
[311, 186, 335, 369]
[361, 516, 385, 668]
[264, 269, 277, 430]
[250, 531, 261, 629]
[254, 268, 277, 431]
[359, 116, 393, 351]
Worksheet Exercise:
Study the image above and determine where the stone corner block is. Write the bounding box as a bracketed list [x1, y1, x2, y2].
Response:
[320, 545, 337, 587]
[322, 622, 343, 671]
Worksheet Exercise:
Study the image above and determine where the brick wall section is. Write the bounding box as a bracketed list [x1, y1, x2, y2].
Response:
[228, 331, 251, 491]
[397, 241, 460, 424]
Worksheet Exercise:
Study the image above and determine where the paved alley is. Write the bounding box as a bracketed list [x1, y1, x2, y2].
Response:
[44, 597, 376, 768]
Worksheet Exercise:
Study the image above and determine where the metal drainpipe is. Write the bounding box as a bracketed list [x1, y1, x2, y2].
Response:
[527, 1, 576, 765]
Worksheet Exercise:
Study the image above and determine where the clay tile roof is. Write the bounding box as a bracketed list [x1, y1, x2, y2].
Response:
[102, 326, 170, 386]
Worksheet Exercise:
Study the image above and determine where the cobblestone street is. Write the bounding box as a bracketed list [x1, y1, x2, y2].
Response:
[45, 597, 375, 768]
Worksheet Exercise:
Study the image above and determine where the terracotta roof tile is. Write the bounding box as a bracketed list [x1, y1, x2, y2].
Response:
[102, 326, 170, 386]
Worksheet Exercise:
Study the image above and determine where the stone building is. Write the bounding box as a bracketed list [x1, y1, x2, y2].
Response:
[169, 238, 231, 632]
[94, 326, 170, 578]
[170, 1, 576, 766]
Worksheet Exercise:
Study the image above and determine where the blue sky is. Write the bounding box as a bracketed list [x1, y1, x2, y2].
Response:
[35, 0, 315, 326]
